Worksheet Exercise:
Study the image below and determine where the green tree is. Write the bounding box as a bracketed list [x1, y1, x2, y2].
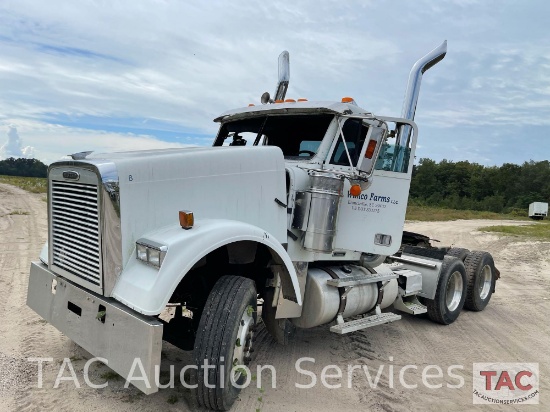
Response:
[0, 158, 47, 177]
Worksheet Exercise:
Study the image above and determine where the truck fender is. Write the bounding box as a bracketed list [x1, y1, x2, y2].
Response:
[111, 218, 300, 316]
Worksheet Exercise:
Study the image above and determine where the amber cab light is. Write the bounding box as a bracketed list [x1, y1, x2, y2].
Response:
[365, 140, 377, 159]
[179, 210, 194, 229]
[350, 184, 362, 196]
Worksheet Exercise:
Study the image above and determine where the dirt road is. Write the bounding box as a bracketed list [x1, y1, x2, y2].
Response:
[1, 183, 548, 411]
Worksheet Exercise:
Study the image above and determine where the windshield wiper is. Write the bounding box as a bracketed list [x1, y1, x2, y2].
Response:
[253, 117, 269, 146]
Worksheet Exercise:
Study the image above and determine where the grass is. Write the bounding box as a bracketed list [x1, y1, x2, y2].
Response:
[166, 394, 179, 404]
[7, 210, 30, 215]
[406, 205, 529, 222]
[0, 175, 47, 194]
[479, 220, 550, 240]
[100, 370, 122, 381]
[121, 392, 144, 403]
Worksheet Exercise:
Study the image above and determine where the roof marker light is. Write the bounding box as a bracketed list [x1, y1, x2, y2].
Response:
[285, 98, 296, 103]
[341, 97, 355, 103]
[297, 98, 308, 102]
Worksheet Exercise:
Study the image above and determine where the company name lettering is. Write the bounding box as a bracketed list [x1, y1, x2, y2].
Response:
[348, 191, 391, 203]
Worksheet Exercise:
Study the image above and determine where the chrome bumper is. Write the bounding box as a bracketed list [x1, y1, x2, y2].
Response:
[27, 261, 163, 394]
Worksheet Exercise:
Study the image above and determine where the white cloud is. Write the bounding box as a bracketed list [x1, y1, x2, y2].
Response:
[0, 125, 35, 160]
[0, 0, 548, 165]
[0, 119, 194, 164]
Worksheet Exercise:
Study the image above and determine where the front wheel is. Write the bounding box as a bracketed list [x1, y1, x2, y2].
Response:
[193, 276, 257, 411]
[425, 256, 467, 325]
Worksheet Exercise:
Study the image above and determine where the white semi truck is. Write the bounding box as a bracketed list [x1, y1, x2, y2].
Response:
[27, 42, 500, 410]
[529, 202, 548, 220]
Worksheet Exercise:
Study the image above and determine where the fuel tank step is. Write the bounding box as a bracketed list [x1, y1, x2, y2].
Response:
[326, 272, 397, 287]
[399, 302, 427, 315]
[329, 312, 402, 334]
[392, 296, 428, 315]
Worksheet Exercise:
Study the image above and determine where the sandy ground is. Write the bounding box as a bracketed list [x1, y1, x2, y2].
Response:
[0, 182, 549, 411]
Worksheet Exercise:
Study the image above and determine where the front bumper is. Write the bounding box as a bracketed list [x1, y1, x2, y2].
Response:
[27, 261, 163, 394]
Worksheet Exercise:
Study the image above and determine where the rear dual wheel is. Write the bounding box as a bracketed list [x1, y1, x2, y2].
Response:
[425, 250, 497, 325]
[464, 251, 496, 311]
[425, 256, 467, 325]
[445, 247, 469, 262]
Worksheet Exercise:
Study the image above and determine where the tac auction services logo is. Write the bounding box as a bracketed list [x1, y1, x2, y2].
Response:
[473, 363, 539, 405]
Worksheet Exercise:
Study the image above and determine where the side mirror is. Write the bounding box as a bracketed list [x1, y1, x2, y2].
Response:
[357, 126, 386, 175]
[261, 92, 272, 105]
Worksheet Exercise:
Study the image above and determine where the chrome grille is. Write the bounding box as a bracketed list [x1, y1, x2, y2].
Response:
[51, 180, 101, 287]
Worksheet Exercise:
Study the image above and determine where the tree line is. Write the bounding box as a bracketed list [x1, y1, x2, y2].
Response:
[410, 159, 550, 213]
[1, 156, 549, 215]
[0, 157, 48, 178]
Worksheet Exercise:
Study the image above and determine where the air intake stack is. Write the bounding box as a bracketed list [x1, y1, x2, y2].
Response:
[261, 50, 290, 104]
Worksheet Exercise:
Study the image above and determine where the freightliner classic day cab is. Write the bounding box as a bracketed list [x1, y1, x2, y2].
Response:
[27, 41, 499, 410]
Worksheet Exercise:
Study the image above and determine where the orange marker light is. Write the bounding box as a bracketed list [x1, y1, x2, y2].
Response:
[350, 184, 362, 197]
[297, 98, 308, 102]
[341, 97, 354, 103]
[365, 140, 377, 159]
[285, 98, 296, 103]
[274, 99, 284, 103]
[248, 103, 255, 106]
[179, 210, 194, 230]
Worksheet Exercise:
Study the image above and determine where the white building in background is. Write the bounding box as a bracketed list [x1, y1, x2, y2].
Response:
[0, 126, 35, 160]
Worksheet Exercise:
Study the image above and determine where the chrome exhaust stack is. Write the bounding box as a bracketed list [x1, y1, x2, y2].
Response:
[401, 40, 447, 123]
[261, 50, 290, 104]
[394, 41, 447, 171]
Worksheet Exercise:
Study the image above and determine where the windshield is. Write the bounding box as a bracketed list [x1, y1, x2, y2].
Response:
[329, 118, 367, 166]
[213, 114, 334, 158]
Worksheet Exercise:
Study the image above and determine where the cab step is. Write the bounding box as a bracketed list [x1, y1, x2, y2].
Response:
[329, 312, 402, 334]
[326, 272, 397, 287]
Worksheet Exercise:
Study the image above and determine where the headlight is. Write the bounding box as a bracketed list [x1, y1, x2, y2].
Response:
[136, 243, 148, 261]
[135, 239, 167, 268]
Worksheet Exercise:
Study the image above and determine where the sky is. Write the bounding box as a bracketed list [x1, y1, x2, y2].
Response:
[0, 0, 549, 165]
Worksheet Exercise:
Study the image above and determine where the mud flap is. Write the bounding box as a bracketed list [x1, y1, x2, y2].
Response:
[493, 266, 501, 292]
[262, 288, 296, 345]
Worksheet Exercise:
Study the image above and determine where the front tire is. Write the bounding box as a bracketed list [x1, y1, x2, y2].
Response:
[193, 276, 257, 411]
[464, 251, 496, 311]
[425, 256, 467, 325]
